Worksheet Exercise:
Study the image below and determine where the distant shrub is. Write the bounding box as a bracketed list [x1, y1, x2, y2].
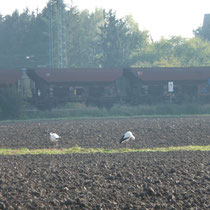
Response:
[19, 102, 210, 120]
[0, 87, 24, 119]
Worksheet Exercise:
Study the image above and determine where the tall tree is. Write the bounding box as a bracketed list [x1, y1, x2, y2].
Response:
[98, 10, 149, 68]
[65, 7, 104, 67]
[0, 9, 49, 69]
[23, 11, 49, 68]
[0, 10, 32, 68]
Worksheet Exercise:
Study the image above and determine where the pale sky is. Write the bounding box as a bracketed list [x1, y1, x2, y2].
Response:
[0, 0, 210, 41]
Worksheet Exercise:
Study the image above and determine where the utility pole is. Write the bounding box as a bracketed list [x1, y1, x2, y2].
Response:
[58, 0, 67, 68]
[48, 0, 54, 68]
[48, 0, 67, 68]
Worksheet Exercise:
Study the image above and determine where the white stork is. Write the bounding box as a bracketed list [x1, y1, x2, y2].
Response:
[120, 131, 135, 146]
[49, 132, 60, 147]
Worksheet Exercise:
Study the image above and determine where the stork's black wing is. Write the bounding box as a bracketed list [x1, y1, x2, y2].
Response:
[120, 135, 129, 144]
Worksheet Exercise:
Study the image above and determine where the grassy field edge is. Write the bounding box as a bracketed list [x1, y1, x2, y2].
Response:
[0, 145, 209, 155]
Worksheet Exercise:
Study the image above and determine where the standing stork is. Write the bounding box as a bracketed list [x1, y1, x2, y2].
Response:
[49, 132, 60, 147]
[120, 131, 135, 147]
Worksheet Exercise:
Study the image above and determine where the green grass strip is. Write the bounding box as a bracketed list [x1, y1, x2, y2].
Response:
[0, 145, 209, 156]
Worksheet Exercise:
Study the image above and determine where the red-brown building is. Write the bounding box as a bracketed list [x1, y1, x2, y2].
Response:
[126, 67, 210, 103]
[27, 68, 124, 109]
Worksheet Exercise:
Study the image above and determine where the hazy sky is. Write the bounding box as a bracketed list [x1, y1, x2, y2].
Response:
[1, 0, 210, 41]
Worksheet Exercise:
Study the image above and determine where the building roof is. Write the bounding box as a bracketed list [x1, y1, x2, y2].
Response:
[129, 67, 210, 81]
[0, 69, 21, 86]
[28, 68, 123, 83]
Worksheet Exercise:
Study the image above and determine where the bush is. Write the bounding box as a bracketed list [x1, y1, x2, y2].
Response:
[0, 87, 24, 119]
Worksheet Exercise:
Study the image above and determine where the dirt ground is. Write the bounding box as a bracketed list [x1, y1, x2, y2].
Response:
[0, 116, 209, 209]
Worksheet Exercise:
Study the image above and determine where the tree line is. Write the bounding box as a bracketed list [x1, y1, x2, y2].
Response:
[0, 0, 210, 69]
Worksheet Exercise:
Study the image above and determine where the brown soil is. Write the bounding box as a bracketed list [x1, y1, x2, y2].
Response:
[0, 116, 209, 209]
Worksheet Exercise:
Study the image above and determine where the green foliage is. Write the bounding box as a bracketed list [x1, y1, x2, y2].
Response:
[20, 103, 210, 121]
[66, 8, 105, 67]
[98, 10, 149, 67]
[0, 9, 49, 68]
[180, 37, 210, 66]
[140, 36, 210, 67]
[0, 2, 209, 68]
[0, 88, 24, 119]
[98, 10, 127, 67]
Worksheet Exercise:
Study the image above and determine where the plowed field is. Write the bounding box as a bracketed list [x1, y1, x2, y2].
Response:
[0, 117, 209, 209]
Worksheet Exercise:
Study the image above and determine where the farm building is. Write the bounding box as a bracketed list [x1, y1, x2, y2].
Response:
[0, 68, 33, 98]
[2, 66, 210, 110]
[125, 66, 210, 104]
[27, 68, 124, 109]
